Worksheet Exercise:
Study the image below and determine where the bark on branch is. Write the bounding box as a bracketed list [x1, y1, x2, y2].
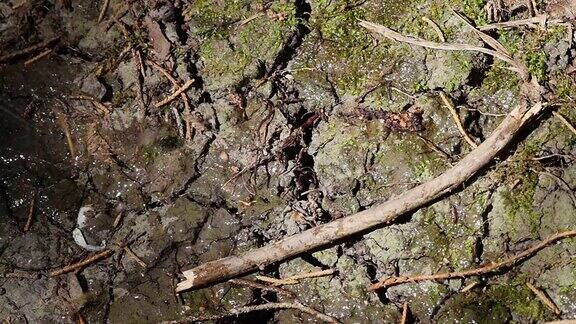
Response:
[176, 102, 544, 292]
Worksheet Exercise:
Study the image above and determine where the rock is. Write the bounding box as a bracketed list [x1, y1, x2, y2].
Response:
[80, 74, 107, 100]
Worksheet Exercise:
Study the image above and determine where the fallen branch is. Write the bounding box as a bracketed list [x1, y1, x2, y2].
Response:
[439, 92, 478, 148]
[175, 18, 546, 293]
[369, 230, 576, 290]
[176, 100, 544, 291]
[163, 302, 340, 324]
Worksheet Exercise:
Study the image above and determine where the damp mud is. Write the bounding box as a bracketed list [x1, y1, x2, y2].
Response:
[1, 0, 576, 323]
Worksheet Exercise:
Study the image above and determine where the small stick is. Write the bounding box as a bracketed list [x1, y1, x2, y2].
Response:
[422, 17, 445, 42]
[282, 268, 336, 283]
[113, 210, 124, 228]
[68, 95, 110, 114]
[526, 282, 561, 315]
[23, 192, 36, 232]
[255, 275, 298, 286]
[256, 269, 335, 286]
[369, 230, 576, 290]
[123, 246, 147, 268]
[49, 249, 114, 277]
[154, 79, 194, 108]
[439, 92, 478, 148]
[98, 0, 110, 23]
[229, 278, 295, 297]
[0, 36, 59, 63]
[552, 111, 576, 136]
[54, 110, 78, 160]
[24, 49, 52, 66]
[163, 302, 340, 324]
[460, 281, 478, 292]
[400, 302, 409, 324]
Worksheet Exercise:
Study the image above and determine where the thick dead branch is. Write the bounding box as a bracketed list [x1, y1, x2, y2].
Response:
[369, 230, 576, 290]
[176, 99, 543, 292]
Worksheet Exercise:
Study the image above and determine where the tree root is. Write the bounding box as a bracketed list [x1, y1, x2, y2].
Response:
[369, 230, 576, 290]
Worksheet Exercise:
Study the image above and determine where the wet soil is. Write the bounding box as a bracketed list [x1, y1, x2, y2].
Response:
[1, 0, 576, 323]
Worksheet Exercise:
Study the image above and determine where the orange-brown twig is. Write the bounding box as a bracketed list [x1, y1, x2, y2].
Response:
[49, 249, 114, 277]
[400, 302, 409, 324]
[369, 230, 576, 290]
[24, 49, 52, 66]
[154, 79, 194, 108]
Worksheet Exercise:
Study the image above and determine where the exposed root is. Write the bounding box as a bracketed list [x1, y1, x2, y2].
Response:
[400, 302, 409, 324]
[369, 230, 576, 290]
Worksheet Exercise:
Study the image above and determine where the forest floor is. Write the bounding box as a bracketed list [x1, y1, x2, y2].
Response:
[1, 0, 576, 323]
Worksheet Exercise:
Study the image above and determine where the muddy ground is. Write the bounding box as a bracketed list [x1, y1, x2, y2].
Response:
[1, 0, 576, 323]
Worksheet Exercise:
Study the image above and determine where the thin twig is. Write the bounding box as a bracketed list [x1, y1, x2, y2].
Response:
[163, 302, 340, 324]
[369, 230, 576, 290]
[479, 15, 553, 31]
[54, 110, 77, 160]
[123, 246, 147, 268]
[526, 282, 561, 315]
[68, 95, 110, 114]
[460, 281, 479, 292]
[113, 210, 124, 228]
[422, 17, 445, 42]
[256, 275, 298, 285]
[439, 92, 478, 148]
[358, 19, 528, 80]
[98, 0, 110, 23]
[49, 249, 114, 277]
[23, 192, 36, 232]
[23, 49, 52, 66]
[0, 36, 60, 63]
[552, 111, 576, 136]
[154, 79, 194, 108]
[400, 302, 409, 324]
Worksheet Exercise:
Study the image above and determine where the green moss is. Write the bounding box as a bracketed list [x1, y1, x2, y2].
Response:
[141, 146, 160, 163]
[489, 280, 551, 321]
[525, 50, 547, 81]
